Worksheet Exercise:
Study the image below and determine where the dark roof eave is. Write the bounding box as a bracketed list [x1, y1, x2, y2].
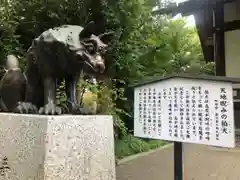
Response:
[130, 74, 240, 88]
[153, 0, 236, 16]
[152, 0, 220, 16]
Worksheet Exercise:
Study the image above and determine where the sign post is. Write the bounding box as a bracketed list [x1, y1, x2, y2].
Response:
[131, 75, 240, 180]
[174, 142, 182, 180]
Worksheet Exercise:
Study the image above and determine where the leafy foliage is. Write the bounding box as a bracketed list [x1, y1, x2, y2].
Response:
[0, 0, 214, 158]
[115, 134, 167, 159]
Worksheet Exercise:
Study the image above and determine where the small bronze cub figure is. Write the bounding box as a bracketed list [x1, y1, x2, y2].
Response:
[0, 55, 27, 112]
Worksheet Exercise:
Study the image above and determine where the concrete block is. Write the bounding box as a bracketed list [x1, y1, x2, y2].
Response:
[0, 114, 115, 180]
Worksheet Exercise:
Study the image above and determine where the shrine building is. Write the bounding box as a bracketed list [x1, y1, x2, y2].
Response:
[154, 0, 240, 130]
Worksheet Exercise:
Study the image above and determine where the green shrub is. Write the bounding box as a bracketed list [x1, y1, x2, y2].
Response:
[115, 134, 168, 159]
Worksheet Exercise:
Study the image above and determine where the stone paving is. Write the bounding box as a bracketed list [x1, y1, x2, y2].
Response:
[116, 143, 240, 180]
[116, 144, 174, 180]
[184, 144, 240, 180]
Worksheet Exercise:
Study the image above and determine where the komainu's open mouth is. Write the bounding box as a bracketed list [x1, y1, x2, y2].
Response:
[82, 52, 105, 73]
[84, 61, 97, 72]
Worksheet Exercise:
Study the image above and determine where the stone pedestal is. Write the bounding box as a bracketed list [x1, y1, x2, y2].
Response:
[0, 114, 115, 180]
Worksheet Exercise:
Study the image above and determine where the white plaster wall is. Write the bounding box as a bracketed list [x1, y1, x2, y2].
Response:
[224, 1, 240, 88]
[225, 30, 240, 78]
[224, 1, 240, 22]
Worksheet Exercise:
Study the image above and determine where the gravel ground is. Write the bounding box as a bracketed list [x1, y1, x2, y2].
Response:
[116, 142, 240, 180]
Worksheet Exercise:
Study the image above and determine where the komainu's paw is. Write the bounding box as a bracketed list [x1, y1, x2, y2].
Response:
[67, 101, 89, 115]
[13, 102, 38, 114]
[39, 103, 62, 115]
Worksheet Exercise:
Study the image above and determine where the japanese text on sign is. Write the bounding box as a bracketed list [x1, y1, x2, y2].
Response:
[134, 79, 234, 148]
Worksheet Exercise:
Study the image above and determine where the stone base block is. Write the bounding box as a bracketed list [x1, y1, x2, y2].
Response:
[0, 114, 115, 180]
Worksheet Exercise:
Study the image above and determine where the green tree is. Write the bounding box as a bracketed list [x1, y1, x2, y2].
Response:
[0, 0, 214, 157]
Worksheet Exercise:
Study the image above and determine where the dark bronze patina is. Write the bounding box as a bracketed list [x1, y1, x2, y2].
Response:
[0, 21, 113, 115]
[0, 55, 27, 112]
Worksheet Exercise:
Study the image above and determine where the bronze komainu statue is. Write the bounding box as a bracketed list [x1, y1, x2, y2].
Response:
[0, 21, 112, 115]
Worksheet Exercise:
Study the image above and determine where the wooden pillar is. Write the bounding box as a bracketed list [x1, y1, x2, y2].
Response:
[194, 8, 214, 63]
[214, 1, 226, 76]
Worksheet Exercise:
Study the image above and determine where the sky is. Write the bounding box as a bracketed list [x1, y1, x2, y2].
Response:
[174, 0, 196, 27]
[152, 0, 196, 27]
